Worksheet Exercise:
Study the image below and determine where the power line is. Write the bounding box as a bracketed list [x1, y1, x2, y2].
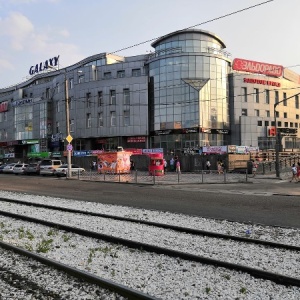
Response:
[109, 0, 274, 55]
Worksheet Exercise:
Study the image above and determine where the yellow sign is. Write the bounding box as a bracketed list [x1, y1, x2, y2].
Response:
[66, 135, 73, 143]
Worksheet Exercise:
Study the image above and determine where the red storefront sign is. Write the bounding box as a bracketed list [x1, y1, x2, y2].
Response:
[233, 58, 283, 77]
[243, 78, 281, 87]
[267, 126, 276, 137]
[127, 136, 146, 143]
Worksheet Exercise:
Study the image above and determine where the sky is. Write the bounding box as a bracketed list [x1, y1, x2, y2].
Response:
[0, 0, 299, 89]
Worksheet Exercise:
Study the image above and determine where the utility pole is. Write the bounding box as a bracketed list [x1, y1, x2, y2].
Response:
[64, 75, 72, 178]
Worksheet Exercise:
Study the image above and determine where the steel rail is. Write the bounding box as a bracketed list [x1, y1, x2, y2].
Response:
[0, 197, 299, 252]
[0, 240, 158, 300]
[0, 209, 299, 288]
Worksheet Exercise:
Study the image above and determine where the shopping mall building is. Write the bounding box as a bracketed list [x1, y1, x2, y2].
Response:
[0, 29, 299, 160]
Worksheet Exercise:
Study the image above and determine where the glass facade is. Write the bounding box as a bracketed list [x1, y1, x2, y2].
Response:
[148, 30, 230, 152]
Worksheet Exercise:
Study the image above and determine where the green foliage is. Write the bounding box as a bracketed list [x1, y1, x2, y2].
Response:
[36, 239, 53, 253]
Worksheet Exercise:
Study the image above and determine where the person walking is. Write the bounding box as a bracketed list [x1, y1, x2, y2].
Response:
[175, 160, 181, 173]
[290, 163, 297, 182]
[296, 162, 300, 182]
[163, 159, 167, 173]
[170, 157, 175, 172]
[206, 159, 211, 173]
[217, 160, 223, 174]
[252, 160, 258, 177]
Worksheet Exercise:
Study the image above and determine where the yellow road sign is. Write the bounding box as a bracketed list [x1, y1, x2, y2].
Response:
[66, 135, 73, 143]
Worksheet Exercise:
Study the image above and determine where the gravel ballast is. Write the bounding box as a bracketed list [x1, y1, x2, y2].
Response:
[0, 190, 299, 299]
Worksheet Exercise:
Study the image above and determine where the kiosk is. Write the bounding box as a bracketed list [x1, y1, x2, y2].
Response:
[97, 151, 131, 174]
[148, 153, 164, 176]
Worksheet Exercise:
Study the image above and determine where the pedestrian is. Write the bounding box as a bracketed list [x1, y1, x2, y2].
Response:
[163, 159, 167, 173]
[130, 160, 135, 171]
[170, 157, 175, 172]
[252, 160, 258, 177]
[176, 160, 181, 173]
[290, 163, 297, 182]
[217, 160, 223, 174]
[297, 162, 300, 182]
[206, 159, 211, 173]
[92, 161, 97, 170]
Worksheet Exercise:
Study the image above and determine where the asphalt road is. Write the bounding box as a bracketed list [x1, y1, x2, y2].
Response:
[0, 174, 299, 228]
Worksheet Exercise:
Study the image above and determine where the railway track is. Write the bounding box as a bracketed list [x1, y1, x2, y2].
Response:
[0, 195, 299, 299]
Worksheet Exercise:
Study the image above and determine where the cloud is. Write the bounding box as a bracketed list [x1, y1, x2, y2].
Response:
[0, 12, 34, 50]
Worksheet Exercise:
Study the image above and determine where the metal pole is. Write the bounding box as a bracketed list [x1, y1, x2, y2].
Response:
[65, 75, 72, 179]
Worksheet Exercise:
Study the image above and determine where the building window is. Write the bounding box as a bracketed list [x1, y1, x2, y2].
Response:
[78, 74, 85, 83]
[86, 93, 92, 108]
[98, 91, 103, 106]
[104, 72, 112, 79]
[296, 123, 299, 128]
[98, 112, 103, 127]
[241, 109, 247, 116]
[266, 110, 270, 117]
[265, 89, 270, 104]
[123, 89, 130, 105]
[56, 121, 60, 133]
[257, 120, 262, 126]
[86, 113, 91, 128]
[283, 92, 287, 106]
[265, 121, 269, 126]
[275, 111, 279, 118]
[110, 90, 116, 105]
[132, 68, 141, 77]
[284, 112, 287, 118]
[277, 121, 281, 127]
[255, 109, 260, 117]
[124, 110, 130, 126]
[56, 101, 60, 113]
[271, 121, 275, 126]
[290, 122, 294, 127]
[110, 111, 116, 126]
[46, 88, 50, 99]
[3, 112, 7, 122]
[275, 90, 279, 104]
[117, 70, 125, 78]
[242, 87, 247, 102]
[296, 95, 299, 109]
[69, 78, 74, 89]
[296, 114, 299, 119]
[70, 119, 74, 132]
[284, 122, 288, 127]
[254, 88, 259, 103]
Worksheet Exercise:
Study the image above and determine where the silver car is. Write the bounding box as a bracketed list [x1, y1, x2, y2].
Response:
[13, 163, 28, 175]
[54, 164, 85, 177]
[3, 163, 17, 174]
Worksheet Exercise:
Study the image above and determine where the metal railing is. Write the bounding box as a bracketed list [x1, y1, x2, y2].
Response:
[70, 169, 249, 185]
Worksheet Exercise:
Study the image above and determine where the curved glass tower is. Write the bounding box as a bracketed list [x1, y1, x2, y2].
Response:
[147, 29, 231, 153]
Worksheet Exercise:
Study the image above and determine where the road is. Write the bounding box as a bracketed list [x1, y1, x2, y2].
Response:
[0, 173, 299, 228]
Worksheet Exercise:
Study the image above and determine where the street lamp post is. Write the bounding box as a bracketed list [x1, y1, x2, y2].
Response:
[47, 66, 72, 178]
[64, 75, 72, 178]
[273, 92, 300, 178]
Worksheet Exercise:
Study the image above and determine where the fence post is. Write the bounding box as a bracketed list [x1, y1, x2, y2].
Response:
[246, 169, 248, 182]
[177, 170, 180, 183]
[153, 171, 155, 185]
[104, 172, 106, 181]
[135, 169, 137, 183]
[118, 170, 121, 182]
[224, 170, 226, 183]
[201, 169, 204, 183]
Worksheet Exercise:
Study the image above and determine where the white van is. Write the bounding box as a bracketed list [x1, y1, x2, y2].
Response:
[39, 159, 63, 175]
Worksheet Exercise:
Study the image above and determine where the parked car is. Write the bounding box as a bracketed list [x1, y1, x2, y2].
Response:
[3, 163, 17, 174]
[54, 164, 85, 177]
[24, 163, 40, 175]
[39, 159, 63, 176]
[13, 163, 28, 175]
[0, 164, 8, 173]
